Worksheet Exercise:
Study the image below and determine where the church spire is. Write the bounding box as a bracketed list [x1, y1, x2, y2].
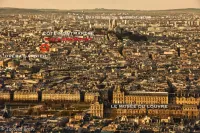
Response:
[2, 104, 10, 119]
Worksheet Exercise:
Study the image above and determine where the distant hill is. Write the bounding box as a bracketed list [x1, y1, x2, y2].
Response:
[0, 7, 199, 14]
[0, 7, 59, 14]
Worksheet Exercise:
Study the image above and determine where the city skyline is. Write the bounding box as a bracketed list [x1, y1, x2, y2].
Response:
[0, 3, 200, 132]
[0, 0, 200, 10]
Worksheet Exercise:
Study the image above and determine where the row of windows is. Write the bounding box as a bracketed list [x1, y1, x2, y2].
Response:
[113, 100, 168, 104]
[91, 106, 103, 109]
[177, 102, 198, 104]
[42, 98, 80, 101]
[125, 99, 167, 102]
[116, 110, 199, 116]
[125, 97, 167, 100]
[0, 96, 10, 98]
[14, 97, 38, 99]
[91, 106, 103, 108]
[14, 95, 37, 96]
[14, 98, 38, 100]
[43, 96, 79, 98]
[42, 97, 80, 99]
[176, 98, 198, 100]
[43, 95, 80, 97]
[85, 97, 95, 100]
[113, 96, 167, 100]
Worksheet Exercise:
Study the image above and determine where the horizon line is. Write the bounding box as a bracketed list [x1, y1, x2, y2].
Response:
[0, 7, 199, 11]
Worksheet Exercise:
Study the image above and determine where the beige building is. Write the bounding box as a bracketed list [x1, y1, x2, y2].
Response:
[14, 91, 38, 101]
[113, 86, 168, 105]
[84, 92, 100, 103]
[112, 105, 199, 119]
[0, 91, 10, 101]
[42, 91, 80, 102]
[90, 101, 104, 118]
[175, 92, 200, 105]
[111, 86, 200, 119]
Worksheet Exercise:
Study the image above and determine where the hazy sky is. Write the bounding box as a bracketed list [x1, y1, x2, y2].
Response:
[0, 0, 200, 10]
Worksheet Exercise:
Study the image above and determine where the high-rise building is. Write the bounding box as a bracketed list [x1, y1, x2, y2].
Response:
[108, 19, 112, 30]
[112, 19, 117, 29]
[108, 19, 118, 31]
